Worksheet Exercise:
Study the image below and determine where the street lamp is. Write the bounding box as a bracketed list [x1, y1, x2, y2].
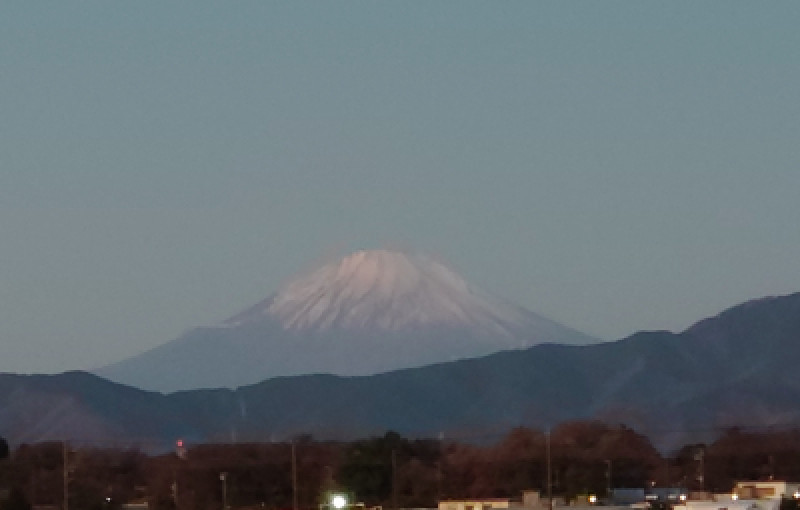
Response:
[220, 472, 228, 510]
[331, 494, 348, 510]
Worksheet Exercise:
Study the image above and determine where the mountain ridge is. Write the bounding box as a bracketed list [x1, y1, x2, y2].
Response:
[4, 291, 800, 450]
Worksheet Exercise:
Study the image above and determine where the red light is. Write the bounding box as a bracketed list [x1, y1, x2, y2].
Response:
[176, 439, 183, 447]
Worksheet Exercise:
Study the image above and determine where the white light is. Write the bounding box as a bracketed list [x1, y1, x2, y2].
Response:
[589, 495, 597, 504]
[793, 492, 800, 500]
[332, 495, 347, 509]
[732, 494, 739, 501]
[680, 494, 687, 501]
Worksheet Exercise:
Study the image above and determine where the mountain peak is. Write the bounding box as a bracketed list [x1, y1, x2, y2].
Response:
[100, 249, 598, 391]
[225, 249, 532, 334]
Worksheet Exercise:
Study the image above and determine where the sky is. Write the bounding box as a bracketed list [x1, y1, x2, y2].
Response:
[2, 2, 799, 374]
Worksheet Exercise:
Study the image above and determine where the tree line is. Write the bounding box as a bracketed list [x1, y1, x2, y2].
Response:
[2, 423, 800, 510]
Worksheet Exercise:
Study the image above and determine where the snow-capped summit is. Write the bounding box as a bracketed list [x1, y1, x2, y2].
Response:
[225, 249, 532, 335]
[98, 249, 599, 392]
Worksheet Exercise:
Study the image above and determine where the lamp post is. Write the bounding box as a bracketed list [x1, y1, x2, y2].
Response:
[220, 472, 228, 510]
[63, 441, 69, 510]
[392, 449, 398, 510]
[546, 429, 552, 510]
[331, 494, 348, 510]
[292, 442, 298, 510]
[694, 447, 704, 490]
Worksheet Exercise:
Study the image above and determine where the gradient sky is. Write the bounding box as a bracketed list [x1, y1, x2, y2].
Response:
[2, 2, 799, 374]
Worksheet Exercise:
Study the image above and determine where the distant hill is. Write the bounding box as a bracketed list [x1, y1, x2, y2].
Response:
[96, 250, 597, 392]
[4, 291, 800, 450]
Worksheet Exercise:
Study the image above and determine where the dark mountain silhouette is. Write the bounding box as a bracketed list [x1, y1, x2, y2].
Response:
[3, 292, 800, 450]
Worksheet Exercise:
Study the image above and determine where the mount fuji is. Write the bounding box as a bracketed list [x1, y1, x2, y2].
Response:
[96, 250, 599, 392]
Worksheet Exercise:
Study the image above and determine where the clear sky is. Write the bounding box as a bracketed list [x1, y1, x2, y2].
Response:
[2, 2, 799, 374]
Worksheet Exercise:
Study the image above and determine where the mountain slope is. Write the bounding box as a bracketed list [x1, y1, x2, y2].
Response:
[227, 250, 557, 336]
[97, 250, 597, 392]
[5, 292, 800, 450]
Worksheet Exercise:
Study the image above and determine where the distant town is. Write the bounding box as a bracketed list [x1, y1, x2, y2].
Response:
[3, 424, 800, 510]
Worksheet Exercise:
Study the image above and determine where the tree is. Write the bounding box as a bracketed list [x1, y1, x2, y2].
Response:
[1, 487, 32, 510]
[338, 431, 440, 506]
[549, 422, 661, 499]
[338, 433, 398, 504]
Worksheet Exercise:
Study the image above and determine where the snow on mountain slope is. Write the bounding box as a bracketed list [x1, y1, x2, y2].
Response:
[225, 250, 533, 335]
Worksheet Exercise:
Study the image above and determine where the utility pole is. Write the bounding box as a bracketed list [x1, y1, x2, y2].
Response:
[694, 447, 705, 491]
[220, 472, 228, 510]
[437, 432, 444, 502]
[62, 441, 69, 510]
[171, 473, 178, 509]
[546, 430, 552, 510]
[391, 449, 398, 510]
[292, 441, 298, 510]
[605, 460, 612, 500]
[174, 439, 186, 509]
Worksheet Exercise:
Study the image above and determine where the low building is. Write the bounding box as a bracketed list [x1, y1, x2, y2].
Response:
[120, 503, 149, 510]
[612, 488, 646, 505]
[439, 499, 511, 510]
[735, 481, 800, 501]
[675, 500, 777, 510]
[522, 491, 541, 508]
[673, 481, 800, 510]
[644, 487, 689, 503]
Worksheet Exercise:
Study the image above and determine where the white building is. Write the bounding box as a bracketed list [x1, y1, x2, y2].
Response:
[438, 499, 511, 510]
[735, 481, 800, 501]
[674, 480, 800, 510]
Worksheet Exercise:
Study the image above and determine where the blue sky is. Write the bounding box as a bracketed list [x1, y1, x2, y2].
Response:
[2, 2, 799, 373]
